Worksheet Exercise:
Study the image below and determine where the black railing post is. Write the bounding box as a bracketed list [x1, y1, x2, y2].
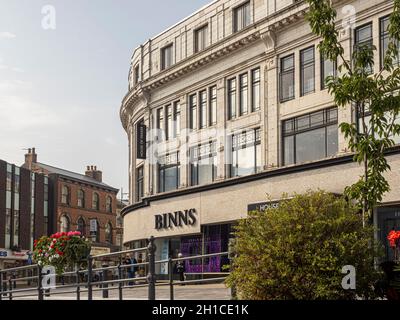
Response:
[87, 256, 93, 300]
[118, 262, 123, 300]
[168, 257, 174, 300]
[0, 271, 3, 301]
[147, 236, 156, 300]
[76, 265, 81, 301]
[8, 277, 12, 301]
[37, 265, 43, 301]
[102, 264, 109, 299]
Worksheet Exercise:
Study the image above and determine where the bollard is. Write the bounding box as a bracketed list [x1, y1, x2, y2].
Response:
[37, 265, 43, 301]
[147, 236, 157, 300]
[118, 262, 123, 300]
[102, 264, 109, 299]
[76, 266, 81, 301]
[168, 258, 174, 301]
[87, 256, 93, 300]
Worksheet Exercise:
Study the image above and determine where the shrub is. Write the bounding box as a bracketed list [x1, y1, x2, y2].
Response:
[226, 191, 384, 300]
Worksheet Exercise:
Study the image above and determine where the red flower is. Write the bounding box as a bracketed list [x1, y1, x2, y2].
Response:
[387, 230, 400, 248]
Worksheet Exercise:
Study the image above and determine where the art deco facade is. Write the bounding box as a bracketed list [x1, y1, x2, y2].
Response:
[120, 0, 400, 274]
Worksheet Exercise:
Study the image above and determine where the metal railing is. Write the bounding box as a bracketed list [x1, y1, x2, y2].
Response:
[0, 236, 230, 300]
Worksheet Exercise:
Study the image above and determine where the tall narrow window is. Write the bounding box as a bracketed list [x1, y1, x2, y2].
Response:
[77, 218, 86, 235]
[92, 192, 100, 211]
[190, 141, 217, 186]
[233, 1, 251, 33]
[158, 152, 180, 193]
[280, 54, 295, 102]
[239, 73, 248, 116]
[5, 164, 12, 248]
[136, 166, 144, 202]
[61, 185, 70, 205]
[134, 65, 140, 85]
[167, 104, 173, 140]
[380, 16, 400, 69]
[161, 44, 173, 70]
[173, 101, 181, 138]
[199, 90, 207, 129]
[283, 108, 338, 166]
[13, 167, 20, 246]
[300, 46, 315, 96]
[77, 189, 85, 208]
[105, 223, 113, 244]
[189, 94, 197, 130]
[227, 78, 237, 120]
[355, 23, 373, 74]
[230, 128, 262, 177]
[60, 215, 70, 233]
[251, 68, 260, 112]
[195, 25, 208, 53]
[209, 86, 217, 126]
[157, 107, 165, 141]
[106, 196, 112, 213]
[44, 177, 49, 235]
[30, 173, 35, 249]
[321, 53, 337, 90]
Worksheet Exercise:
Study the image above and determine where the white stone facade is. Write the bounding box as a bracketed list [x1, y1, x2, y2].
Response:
[120, 0, 400, 249]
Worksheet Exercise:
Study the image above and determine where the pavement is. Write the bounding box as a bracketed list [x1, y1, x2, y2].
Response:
[4, 283, 232, 300]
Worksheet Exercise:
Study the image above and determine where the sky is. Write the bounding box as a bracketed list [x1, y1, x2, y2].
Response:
[0, 0, 211, 197]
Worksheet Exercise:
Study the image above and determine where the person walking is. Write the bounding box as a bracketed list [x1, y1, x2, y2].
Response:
[176, 253, 185, 285]
[124, 255, 134, 286]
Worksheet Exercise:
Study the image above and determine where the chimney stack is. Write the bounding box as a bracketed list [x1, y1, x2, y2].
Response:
[24, 147, 37, 170]
[85, 165, 103, 183]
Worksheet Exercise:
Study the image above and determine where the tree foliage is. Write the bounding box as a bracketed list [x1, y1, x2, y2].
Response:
[226, 191, 383, 300]
[306, 0, 400, 224]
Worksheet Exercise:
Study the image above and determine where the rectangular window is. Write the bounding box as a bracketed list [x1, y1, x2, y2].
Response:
[44, 177, 49, 235]
[280, 54, 295, 102]
[167, 105, 173, 140]
[158, 153, 180, 193]
[230, 128, 262, 177]
[190, 141, 217, 186]
[199, 90, 207, 129]
[355, 23, 373, 74]
[239, 73, 249, 116]
[283, 108, 338, 166]
[6, 164, 12, 191]
[233, 1, 251, 33]
[380, 16, 400, 69]
[195, 25, 208, 53]
[227, 78, 237, 120]
[321, 53, 337, 90]
[157, 107, 165, 141]
[136, 166, 144, 202]
[173, 101, 181, 138]
[134, 65, 140, 85]
[5, 208, 11, 248]
[300, 46, 315, 96]
[189, 94, 197, 130]
[161, 44, 173, 70]
[209, 86, 217, 126]
[251, 68, 260, 112]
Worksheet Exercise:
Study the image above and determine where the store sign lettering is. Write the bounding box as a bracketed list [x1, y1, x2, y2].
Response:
[155, 209, 197, 230]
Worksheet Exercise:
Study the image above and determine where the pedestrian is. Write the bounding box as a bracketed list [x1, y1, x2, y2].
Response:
[176, 253, 185, 285]
[124, 255, 134, 286]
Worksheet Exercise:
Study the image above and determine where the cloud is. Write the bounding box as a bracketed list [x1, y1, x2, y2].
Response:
[0, 32, 16, 39]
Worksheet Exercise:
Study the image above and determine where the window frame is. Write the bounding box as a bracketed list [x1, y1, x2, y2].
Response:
[136, 165, 144, 202]
[251, 68, 261, 112]
[282, 107, 339, 166]
[158, 152, 180, 193]
[300, 46, 315, 96]
[194, 24, 209, 53]
[190, 141, 217, 186]
[354, 22, 374, 74]
[280, 54, 295, 102]
[227, 78, 237, 120]
[233, 1, 251, 33]
[161, 44, 173, 70]
[320, 52, 337, 90]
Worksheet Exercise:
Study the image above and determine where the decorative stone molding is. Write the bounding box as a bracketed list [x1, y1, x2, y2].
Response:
[261, 29, 276, 53]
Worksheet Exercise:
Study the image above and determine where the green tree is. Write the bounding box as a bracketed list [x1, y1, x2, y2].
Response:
[226, 191, 383, 300]
[306, 0, 400, 226]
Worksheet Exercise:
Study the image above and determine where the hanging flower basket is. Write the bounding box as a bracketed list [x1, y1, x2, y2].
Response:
[33, 231, 91, 275]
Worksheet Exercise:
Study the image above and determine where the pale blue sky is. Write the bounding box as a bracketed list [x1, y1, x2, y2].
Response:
[0, 0, 210, 196]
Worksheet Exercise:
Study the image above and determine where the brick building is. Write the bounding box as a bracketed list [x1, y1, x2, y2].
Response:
[23, 148, 120, 255]
[0, 159, 49, 269]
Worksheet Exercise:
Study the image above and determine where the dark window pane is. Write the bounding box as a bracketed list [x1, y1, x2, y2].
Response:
[284, 136, 294, 165]
[327, 125, 338, 157]
[301, 47, 315, 96]
[296, 128, 326, 163]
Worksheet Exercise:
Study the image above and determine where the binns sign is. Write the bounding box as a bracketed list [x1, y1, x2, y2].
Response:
[155, 209, 197, 230]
